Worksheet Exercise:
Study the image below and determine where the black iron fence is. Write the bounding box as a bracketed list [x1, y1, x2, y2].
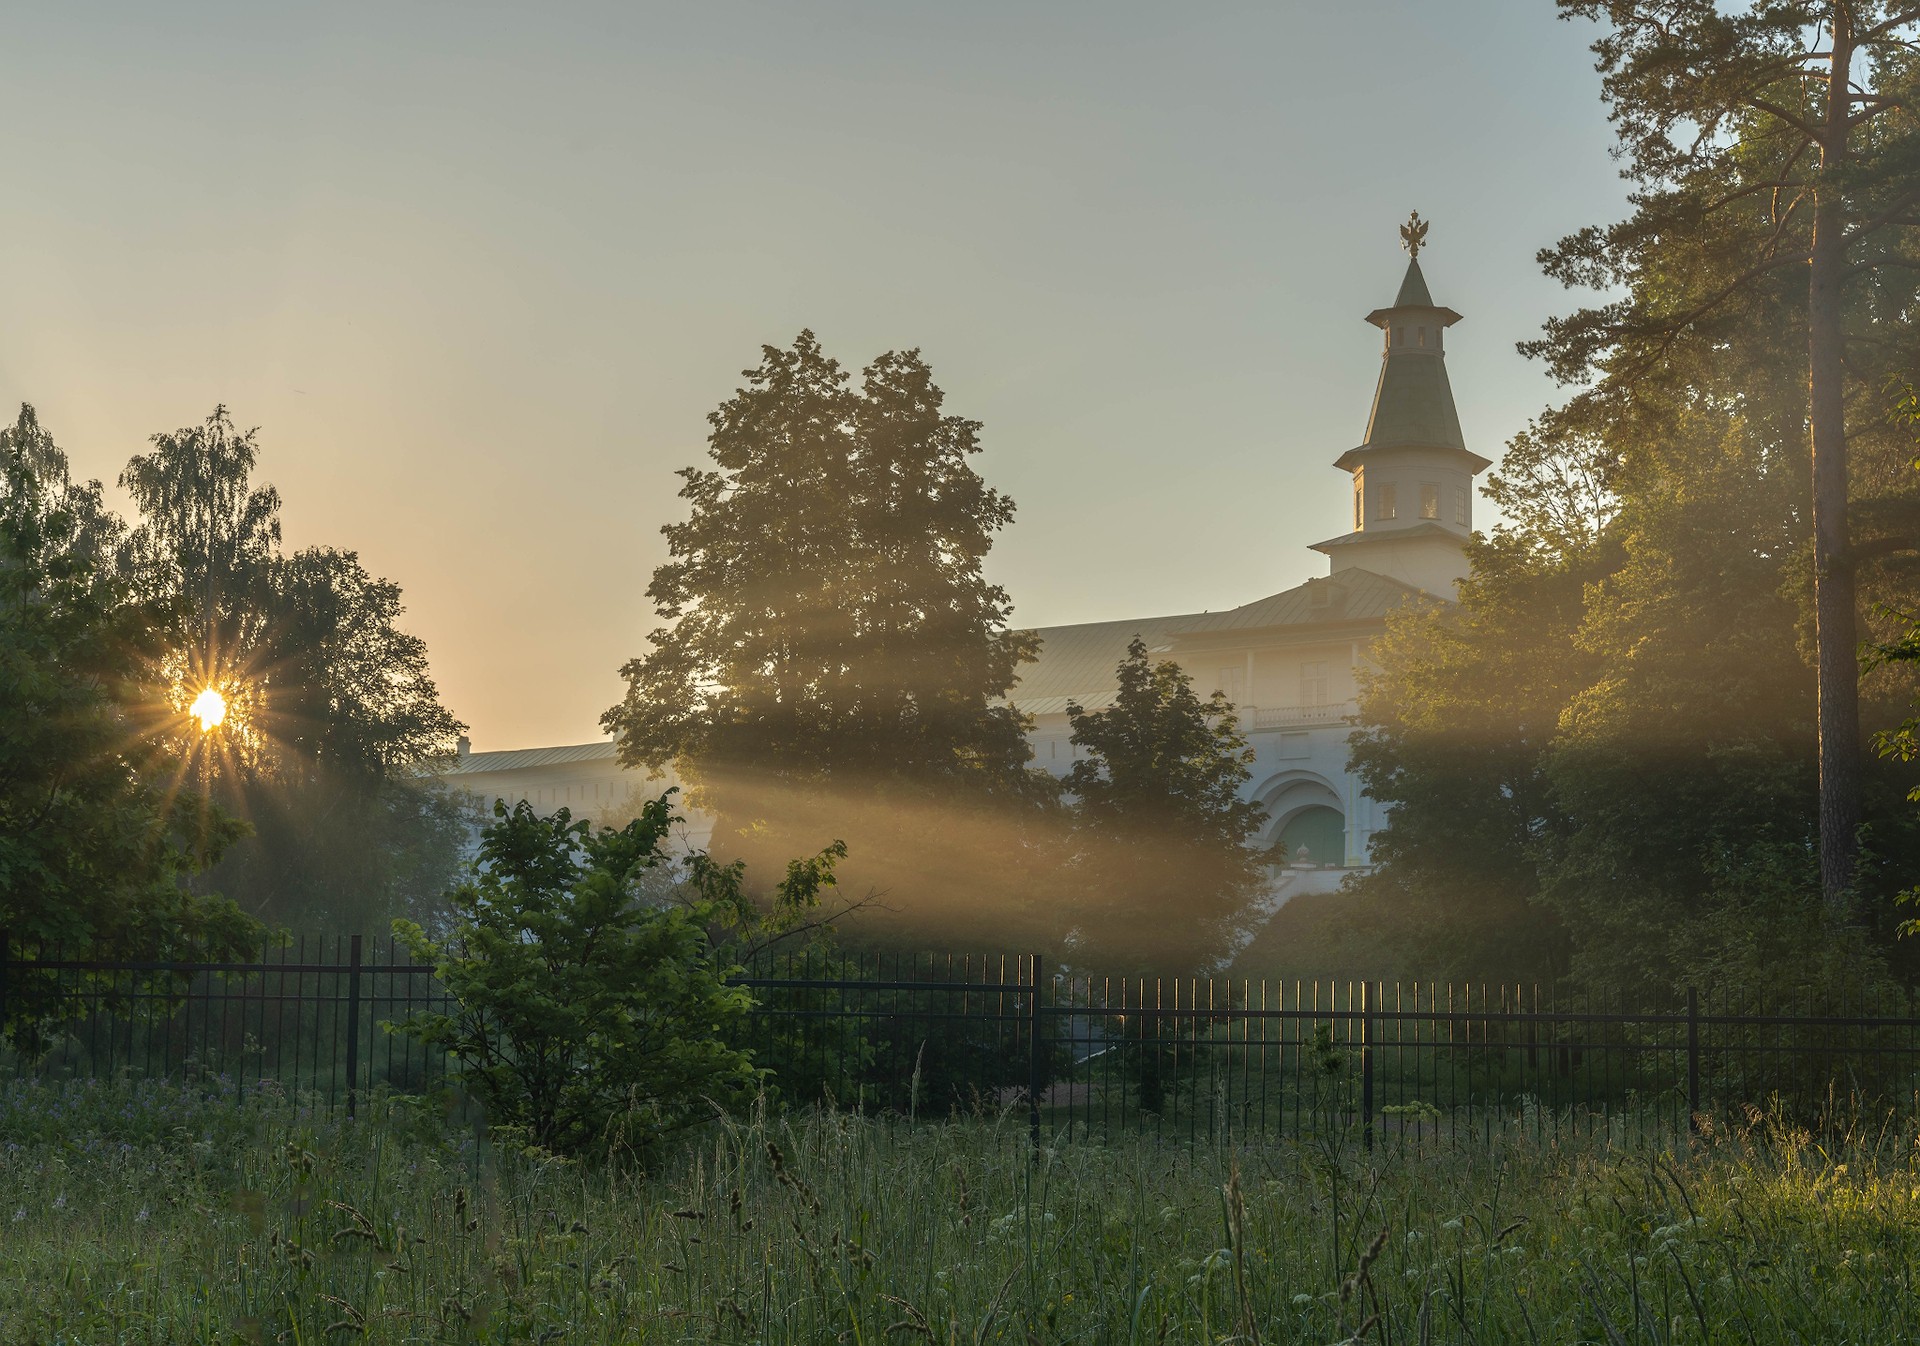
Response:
[4, 933, 1919, 1145]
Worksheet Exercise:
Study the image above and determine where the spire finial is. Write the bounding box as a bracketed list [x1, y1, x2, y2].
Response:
[1399, 210, 1429, 260]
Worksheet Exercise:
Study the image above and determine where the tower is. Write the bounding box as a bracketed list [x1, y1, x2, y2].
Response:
[1311, 213, 1490, 598]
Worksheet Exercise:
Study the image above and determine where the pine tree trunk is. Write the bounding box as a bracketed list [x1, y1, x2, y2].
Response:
[1811, 11, 1859, 916]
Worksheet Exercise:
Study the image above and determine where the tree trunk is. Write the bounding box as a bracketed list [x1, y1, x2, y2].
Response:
[1810, 10, 1859, 916]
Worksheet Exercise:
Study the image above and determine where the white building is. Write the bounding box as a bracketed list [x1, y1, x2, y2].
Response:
[439, 240, 1487, 897]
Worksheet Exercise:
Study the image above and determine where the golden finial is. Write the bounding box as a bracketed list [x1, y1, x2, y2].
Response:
[1400, 210, 1429, 260]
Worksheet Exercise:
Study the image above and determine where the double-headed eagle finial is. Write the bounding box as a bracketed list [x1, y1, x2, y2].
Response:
[1400, 210, 1429, 260]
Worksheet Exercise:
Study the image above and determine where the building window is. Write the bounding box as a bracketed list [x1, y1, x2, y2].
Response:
[1301, 660, 1330, 706]
[1395, 326, 1404, 346]
[1375, 482, 1397, 520]
[1454, 487, 1470, 526]
[1218, 667, 1245, 702]
[1417, 327, 1426, 347]
[1420, 483, 1439, 519]
[1353, 479, 1362, 530]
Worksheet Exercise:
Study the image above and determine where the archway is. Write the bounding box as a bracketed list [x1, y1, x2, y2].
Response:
[1277, 805, 1345, 867]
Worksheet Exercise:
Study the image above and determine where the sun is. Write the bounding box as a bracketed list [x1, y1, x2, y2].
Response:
[189, 686, 228, 732]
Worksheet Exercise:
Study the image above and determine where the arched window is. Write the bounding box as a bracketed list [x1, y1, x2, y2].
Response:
[1279, 806, 1345, 867]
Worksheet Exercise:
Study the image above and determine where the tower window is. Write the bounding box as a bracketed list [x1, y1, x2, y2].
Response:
[1353, 480, 1362, 530]
[1417, 327, 1426, 347]
[1420, 483, 1439, 519]
[1395, 326, 1404, 346]
[1375, 482, 1397, 520]
[1454, 487, 1470, 526]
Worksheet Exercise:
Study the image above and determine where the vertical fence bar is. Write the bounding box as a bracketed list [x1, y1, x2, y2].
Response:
[1361, 979, 1374, 1153]
[1686, 985, 1700, 1136]
[1027, 953, 1044, 1150]
[344, 934, 364, 1119]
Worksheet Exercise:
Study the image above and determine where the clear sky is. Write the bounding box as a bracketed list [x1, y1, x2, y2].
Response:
[1, 2, 1627, 749]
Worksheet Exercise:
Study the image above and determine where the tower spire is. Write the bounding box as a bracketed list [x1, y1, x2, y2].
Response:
[1309, 219, 1491, 598]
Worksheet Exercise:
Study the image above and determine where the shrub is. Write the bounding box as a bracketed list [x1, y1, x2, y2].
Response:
[393, 791, 836, 1159]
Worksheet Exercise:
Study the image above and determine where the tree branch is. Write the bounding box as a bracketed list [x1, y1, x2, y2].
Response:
[1742, 95, 1824, 140]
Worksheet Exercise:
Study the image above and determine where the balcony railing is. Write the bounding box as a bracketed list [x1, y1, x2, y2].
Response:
[1249, 700, 1356, 730]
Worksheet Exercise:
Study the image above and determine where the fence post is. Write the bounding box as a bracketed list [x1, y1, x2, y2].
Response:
[1361, 980, 1375, 1153]
[1027, 953, 1044, 1151]
[345, 935, 364, 1120]
[1686, 985, 1700, 1135]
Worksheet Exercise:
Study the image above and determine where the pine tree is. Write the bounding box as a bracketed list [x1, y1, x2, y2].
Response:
[1538, 1, 1920, 911]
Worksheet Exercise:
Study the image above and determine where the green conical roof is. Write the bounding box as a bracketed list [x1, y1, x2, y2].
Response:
[1393, 258, 1435, 308]
[1360, 348, 1467, 452]
[1350, 257, 1471, 456]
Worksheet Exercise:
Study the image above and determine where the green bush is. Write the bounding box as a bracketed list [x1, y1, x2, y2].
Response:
[393, 792, 829, 1159]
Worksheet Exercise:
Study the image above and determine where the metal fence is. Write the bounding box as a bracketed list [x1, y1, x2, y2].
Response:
[5, 933, 1920, 1146]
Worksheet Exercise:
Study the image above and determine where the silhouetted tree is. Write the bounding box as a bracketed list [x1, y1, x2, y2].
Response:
[604, 333, 1057, 944]
[1539, 1, 1920, 910]
[121, 407, 467, 930]
[0, 404, 254, 1042]
[1061, 637, 1267, 972]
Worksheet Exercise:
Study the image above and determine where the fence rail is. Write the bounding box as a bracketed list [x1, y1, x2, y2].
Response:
[4, 933, 1918, 1146]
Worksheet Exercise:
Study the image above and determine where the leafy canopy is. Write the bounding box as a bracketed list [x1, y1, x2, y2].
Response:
[122, 407, 467, 929]
[0, 405, 255, 1042]
[603, 332, 1057, 946]
[394, 791, 844, 1159]
[1061, 637, 1267, 973]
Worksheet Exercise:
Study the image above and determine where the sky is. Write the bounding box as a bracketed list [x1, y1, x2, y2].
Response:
[0, 2, 1629, 750]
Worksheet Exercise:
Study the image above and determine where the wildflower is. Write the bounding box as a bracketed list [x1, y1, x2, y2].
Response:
[1291, 1293, 1313, 1307]
[9, 1209, 22, 1224]
[51, 1195, 66, 1212]
[135, 1208, 149, 1224]
[1441, 1217, 1463, 1231]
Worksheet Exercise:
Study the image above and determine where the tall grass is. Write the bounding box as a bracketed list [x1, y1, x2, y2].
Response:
[3, 1078, 1919, 1342]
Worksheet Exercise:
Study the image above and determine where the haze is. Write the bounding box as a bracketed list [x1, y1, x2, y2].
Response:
[0, 2, 1625, 749]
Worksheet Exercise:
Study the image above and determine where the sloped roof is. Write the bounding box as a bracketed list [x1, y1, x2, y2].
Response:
[438, 741, 619, 775]
[1008, 570, 1434, 713]
[1008, 611, 1203, 715]
[1171, 568, 1429, 636]
[1359, 348, 1467, 453]
[1393, 256, 1436, 308]
[1308, 519, 1468, 554]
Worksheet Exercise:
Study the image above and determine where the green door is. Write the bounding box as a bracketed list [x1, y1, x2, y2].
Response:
[1278, 806, 1345, 867]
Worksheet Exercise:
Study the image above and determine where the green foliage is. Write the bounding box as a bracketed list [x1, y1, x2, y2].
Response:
[1062, 637, 1267, 972]
[121, 406, 467, 929]
[0, 404, 256, 1044]
[1351, 6, 1920, 991]
[603, 332, 1059, 946]
[393, 791, 845, 1159]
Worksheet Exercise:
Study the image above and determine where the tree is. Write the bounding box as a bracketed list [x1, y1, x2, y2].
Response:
[1348, 377, 1920, 999]
[393, 791, 842, 1159]
[0, 405, 255, 1043]
[121, 407, 467, 929]
[1060, 638, 1268, 972]
[1540, 1, 1920, 910]
[603, 333, 1054, 943]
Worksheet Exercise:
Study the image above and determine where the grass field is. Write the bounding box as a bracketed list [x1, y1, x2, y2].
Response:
[3, 1078, 1919, 1343]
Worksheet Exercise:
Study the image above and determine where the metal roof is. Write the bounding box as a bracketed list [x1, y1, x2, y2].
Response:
[1007, 611, 1203, 714]
[1170, 569, 1429, 636]
[438, 741, 620, 775]
[1008, 569, 1434, 712]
